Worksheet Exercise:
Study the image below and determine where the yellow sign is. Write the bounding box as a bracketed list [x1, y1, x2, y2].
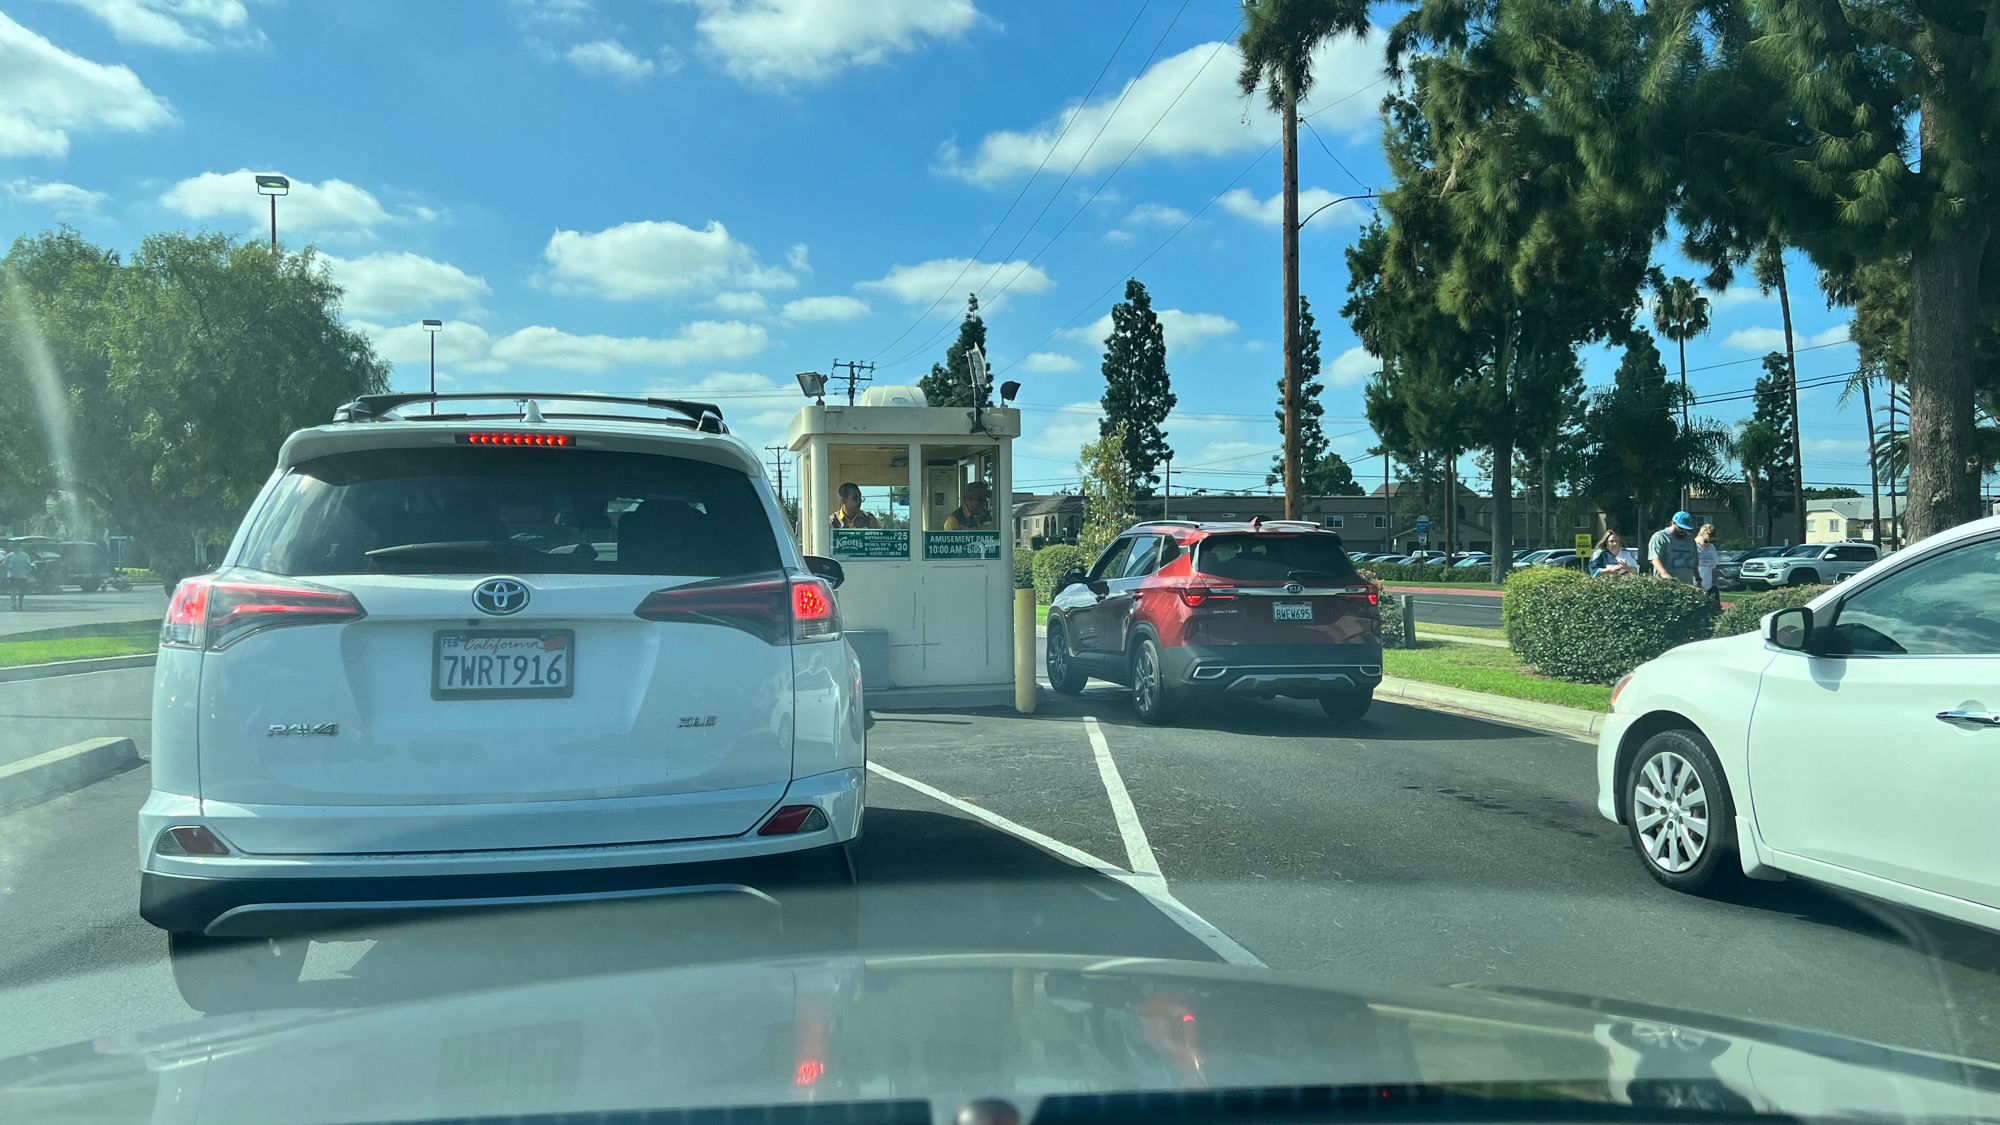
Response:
[1575, 533, 1593, 557]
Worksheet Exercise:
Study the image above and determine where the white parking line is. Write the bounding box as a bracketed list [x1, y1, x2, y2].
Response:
[867, 762, 1263, 967]
[1084, 716, 1160, 878]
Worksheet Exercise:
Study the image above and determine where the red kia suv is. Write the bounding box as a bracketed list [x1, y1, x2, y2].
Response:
[1045, 519, 1383, 723]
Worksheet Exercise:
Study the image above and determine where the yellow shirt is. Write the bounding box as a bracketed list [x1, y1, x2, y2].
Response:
[943, 508, 991, 531]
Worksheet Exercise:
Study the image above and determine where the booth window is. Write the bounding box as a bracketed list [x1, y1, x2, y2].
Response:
[824, 445, 912, 562]
[919, 444, 1001, 560]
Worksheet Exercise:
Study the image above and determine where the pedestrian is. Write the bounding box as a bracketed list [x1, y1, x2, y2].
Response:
[829, 482, 879, 529]
[1649, 511, 1700, 586]
[1, 542, 32, 611]
[1588, 531, 1639, 577]
[1695, 523, 1721, 605]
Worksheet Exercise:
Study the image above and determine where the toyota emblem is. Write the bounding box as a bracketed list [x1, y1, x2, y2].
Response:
[472, 578, 530, 616]
[1284, 582, 1305, 594]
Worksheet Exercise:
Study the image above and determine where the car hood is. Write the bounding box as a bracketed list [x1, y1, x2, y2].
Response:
[7, 954, 2000, 1124]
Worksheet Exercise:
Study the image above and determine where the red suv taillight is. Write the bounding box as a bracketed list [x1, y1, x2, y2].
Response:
[634, 573, 841, 645]
[161, 573, 367, 651]
[1180, 586, 1237, 607]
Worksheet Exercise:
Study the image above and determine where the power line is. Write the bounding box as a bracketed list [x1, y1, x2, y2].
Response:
[1302, 116, 1370, 193]
[863, 1, 1156, 362]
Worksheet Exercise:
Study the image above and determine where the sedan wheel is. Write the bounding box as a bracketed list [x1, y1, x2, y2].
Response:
[1625, 729, 1733, 892]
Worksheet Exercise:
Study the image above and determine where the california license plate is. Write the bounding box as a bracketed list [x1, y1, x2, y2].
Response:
[433, 630, 574, 700]
[1274, 602, 1314, 622]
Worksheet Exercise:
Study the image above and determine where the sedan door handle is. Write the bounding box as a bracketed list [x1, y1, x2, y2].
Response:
[1936, 710, 2000, 729]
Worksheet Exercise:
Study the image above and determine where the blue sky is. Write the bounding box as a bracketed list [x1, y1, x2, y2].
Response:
[1, 0, 1879, 502]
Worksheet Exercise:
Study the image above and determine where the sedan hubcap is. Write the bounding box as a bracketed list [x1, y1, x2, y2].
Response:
[1633, 750, 1709, 874]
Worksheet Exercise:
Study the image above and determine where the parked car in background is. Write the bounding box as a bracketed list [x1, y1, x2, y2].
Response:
[56, 540, 112, 592]
[1714, 545, 1785, 591]
[1598, 515, 2000, 935]
[1451, 553, 1492, 569]
[1737, 541, 1879, 588]
[1047, 519, 1383, 724]
[1514, 548, 1572, 569]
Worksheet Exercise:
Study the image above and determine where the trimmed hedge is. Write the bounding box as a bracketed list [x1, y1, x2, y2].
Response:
[1502, 565, 1587, 656]
[1712, 584, 1832, 638]
[1011, 545, 1036, 590]
[1512, 575, 1714, 684]
[1367, 561, 1458, 583]
[1031, 544, 1088, 603]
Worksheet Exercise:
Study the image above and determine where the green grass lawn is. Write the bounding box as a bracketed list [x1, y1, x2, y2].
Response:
[1384, 640, 1611, 711]
[0, 619, 157, 669]
[1036, 603, 1049, 625]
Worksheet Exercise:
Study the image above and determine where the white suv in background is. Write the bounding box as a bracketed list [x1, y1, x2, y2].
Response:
[1736, 541, 1879, 588]
[140, 393, 866, 1010]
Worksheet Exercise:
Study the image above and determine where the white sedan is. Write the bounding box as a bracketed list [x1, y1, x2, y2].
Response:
[1598, 514, 2000, 932]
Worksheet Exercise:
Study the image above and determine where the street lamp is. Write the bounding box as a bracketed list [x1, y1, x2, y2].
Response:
[1296, 191, 1376, 230]
[254, 174, 290, 252]
[422, 319, 443, 413]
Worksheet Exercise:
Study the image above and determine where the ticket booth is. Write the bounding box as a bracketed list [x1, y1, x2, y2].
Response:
[788, 389, 1020, 709]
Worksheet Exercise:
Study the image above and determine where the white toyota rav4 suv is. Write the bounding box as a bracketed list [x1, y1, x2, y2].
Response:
[140, 393, 866, 1008]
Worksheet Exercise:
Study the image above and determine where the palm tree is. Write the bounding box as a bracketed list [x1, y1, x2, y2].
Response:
[1238, 0, 1370, 520]
[1650, 272, 1712, 507]
[1736, 417, 1785, 542]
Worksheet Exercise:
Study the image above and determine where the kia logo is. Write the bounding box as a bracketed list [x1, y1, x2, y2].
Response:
[472, 578, 529, 616]
[1284, 582, 1305, 594]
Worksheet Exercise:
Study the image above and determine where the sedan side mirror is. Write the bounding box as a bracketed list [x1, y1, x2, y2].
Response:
[1765, 605, 1813, 652]
[804, 555, 845, 589]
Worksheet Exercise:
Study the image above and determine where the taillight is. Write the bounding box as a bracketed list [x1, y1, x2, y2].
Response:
[759, 804, 830, 835]
[161, 573, 366, 651]
[460, 432, 572, 446]
[1180, 585, 1237, 607]
[1339, 583, 1381, 607]
[635, 573, 840, 645]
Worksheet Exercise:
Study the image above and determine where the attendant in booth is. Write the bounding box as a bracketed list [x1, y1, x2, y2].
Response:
[829, 482, 879, 529]
[944, 481, 994, 530]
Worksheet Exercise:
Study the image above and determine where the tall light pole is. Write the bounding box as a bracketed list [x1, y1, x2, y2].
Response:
[254, 174, 290, 252]
[422, 319, 443, 413]
[1281, 191, 1377, 519]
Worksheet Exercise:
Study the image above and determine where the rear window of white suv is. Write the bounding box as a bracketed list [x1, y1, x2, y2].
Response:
[235, 447, 783, 577]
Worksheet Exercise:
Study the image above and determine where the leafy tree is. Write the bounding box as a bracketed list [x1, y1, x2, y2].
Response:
[1097, 278, 1176, 497]
[1077, 424, 1134, 558]
[1581, 328, 1733, 545]
[919, 294, 993, 409]
[1239, 0, 1373, 519]
[0, 228, 389, 583]
[1737, 353, 1798, 540]
[1267, 296, 1364, 496]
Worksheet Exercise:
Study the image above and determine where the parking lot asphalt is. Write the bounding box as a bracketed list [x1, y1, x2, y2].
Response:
[5, 669, 2000, 1068]
[0, 586, 166, 640]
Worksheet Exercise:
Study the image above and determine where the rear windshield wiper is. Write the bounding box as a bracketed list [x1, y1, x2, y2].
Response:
[364, 541, 544, 569]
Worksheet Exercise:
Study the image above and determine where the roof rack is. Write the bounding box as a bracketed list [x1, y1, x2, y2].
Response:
[332, 392, 728, 434]
[1131, 520, 1202, 530]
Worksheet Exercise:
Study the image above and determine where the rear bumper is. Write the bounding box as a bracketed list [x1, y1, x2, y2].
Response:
[1159, 643, 1382, 698]
[139, 766, 864, 936]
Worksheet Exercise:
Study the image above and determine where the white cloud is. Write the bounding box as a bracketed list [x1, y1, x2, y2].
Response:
[941, 28, 1386, 186]
[1125, 202, 1189, 227]
[675, 0, 984, 86]
[1809, 437, 1868, 456]
[1065, 308, 1238, 350]
[565, 39, 660, 82]
[161, 169, 397, 236]
[353, 319, 507, 375]
[1020, 352, 1081, 373]
[1705, 283, 1766, 309]
[540, 219, 798, 300]
[782, 295, 870, 321]
[1021, 401, 1106, 461]
[5, 178, 107, 217]
[857, 257, 1053, 304]
[489, 320, 769, 371]
[324, 252, 490, 320]
[1724, 323, 1852, 352]
[1219, 186, 1367, 228]
[1326, 345, 1376, 386]
[707, 291, 770, 314]
[647, 372, 785, 398]
[786, 242, 810, 272]
[0, 13, 175, 158]
[50, 0, 262, 50]
[1102, 229, 1135, 245]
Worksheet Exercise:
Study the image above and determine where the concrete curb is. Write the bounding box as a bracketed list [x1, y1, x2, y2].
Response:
[0, 652, 156, 684]
[0, 736, 140, 811]
[1378, 675, 1604, 740]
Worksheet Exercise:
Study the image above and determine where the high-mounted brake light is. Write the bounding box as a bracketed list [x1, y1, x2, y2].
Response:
[162, 574, 366, 651]
[635, 573, 841, 645]
[460, 432, 572, 447]
[1180, 585, 1238, 607]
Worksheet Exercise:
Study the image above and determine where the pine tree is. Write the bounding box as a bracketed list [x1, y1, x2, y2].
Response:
[919, 294, 993, 409]
[1265, 296, 1363, 496]
[1738, 353, 1798, 536]
[1097, 278, 1176, 497]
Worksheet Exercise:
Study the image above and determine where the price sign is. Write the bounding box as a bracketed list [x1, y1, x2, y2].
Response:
[831, 528, 909, 560]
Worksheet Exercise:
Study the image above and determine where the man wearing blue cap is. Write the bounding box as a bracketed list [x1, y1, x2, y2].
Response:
[1649, 511, 1700, 585]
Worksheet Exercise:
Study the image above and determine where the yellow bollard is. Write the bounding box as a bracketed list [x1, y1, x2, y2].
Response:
[1014, 587, 1037, 713]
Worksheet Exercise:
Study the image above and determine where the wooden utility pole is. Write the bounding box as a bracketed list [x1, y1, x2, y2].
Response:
[1280, 77, 1302, 521]
[829, 359, 876, 405]
[1162, 458, 1172, 520]
[1774, 265, 1808, 545]
[764, 444, 787, 503]
[1861, 377, 1882, 546]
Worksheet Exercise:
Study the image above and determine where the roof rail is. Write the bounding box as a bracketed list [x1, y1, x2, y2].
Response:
[332, 392, 728, 434]
[1259, 520, 1327, 530]
[1132, 520, 1202, 530]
